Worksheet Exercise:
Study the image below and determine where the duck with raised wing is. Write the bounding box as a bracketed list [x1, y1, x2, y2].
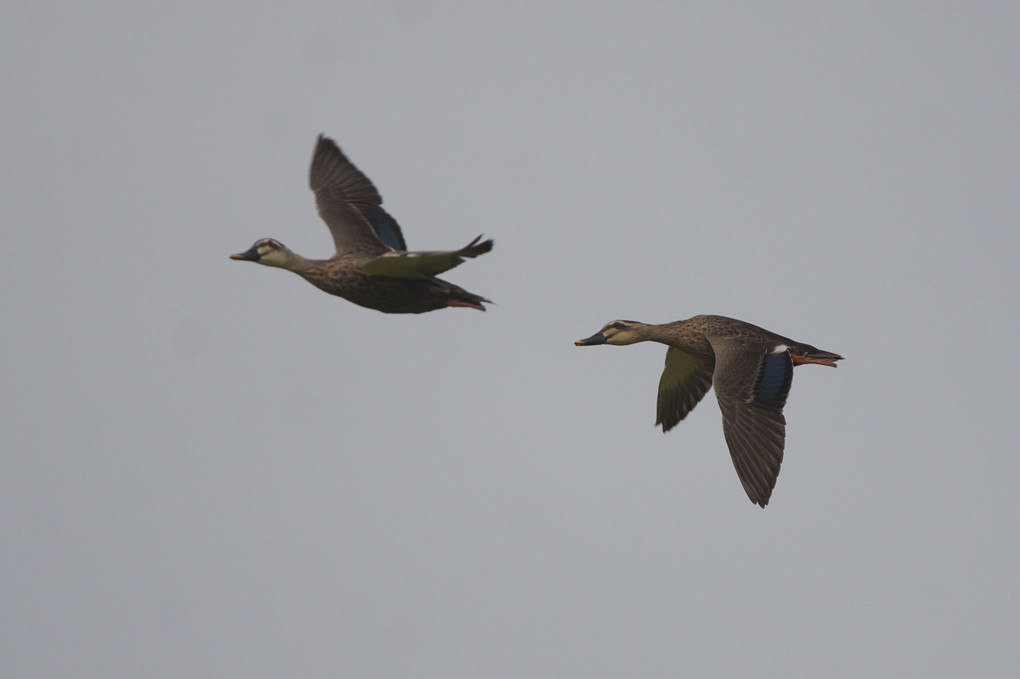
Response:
[575, 315, 842, 507]
[231, 135, 493, 313]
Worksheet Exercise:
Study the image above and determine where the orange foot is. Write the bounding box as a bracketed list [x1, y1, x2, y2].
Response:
[447, 300, 487, 311]
[792, 353, 839, 368]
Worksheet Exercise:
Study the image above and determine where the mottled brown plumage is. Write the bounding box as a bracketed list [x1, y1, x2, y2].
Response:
[575, 315, 842, 507]
[231, 135, 493, 313]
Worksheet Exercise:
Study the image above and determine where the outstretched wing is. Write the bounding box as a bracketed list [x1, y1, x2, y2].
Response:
[358, 235, 493, 279]
[709, 338, 793, 507]
[308, 135, 407, 254]
[656, 347, 715, 432]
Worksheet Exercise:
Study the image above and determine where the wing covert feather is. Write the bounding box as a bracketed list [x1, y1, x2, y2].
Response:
[655, 347, 714, 432]
[358, 236, 493, 279]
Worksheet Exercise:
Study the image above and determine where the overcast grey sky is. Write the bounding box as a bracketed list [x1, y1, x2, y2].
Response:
[3, 2, 1019, 677]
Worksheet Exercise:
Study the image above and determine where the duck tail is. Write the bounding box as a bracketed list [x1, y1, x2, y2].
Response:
[446, 284, 492, 312]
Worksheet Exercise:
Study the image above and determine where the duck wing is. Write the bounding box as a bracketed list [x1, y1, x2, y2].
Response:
[708, 338, 794, 507]
[309, 135, 407, 254]
[655, 347, 715, 432]
[358, 235, 493, 279]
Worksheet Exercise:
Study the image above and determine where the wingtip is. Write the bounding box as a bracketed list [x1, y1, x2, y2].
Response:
[461, 235, 494, 257]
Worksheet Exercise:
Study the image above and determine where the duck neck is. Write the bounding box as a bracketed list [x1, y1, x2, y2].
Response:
[636, 322, 671, 345]
[278, 249, 316, 274]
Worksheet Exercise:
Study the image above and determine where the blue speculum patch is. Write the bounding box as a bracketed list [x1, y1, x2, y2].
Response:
[363, 206, 407, 251]
[756, 352, 793, 410]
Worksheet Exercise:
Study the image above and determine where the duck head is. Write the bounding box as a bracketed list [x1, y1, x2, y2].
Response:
[575, 320, 647, 346]
[230, 239, 293, 269]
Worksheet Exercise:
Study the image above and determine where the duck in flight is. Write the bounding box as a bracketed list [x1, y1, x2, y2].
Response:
[575, 315, 842, 507]
[231, 135, 493, 313]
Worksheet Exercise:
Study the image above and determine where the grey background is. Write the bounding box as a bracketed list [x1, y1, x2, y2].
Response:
[3, 2, 1018, 677]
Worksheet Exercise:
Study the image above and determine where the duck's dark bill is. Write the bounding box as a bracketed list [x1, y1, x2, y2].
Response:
[575, 332, 608, 346]
[230, 247, 260, 261]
